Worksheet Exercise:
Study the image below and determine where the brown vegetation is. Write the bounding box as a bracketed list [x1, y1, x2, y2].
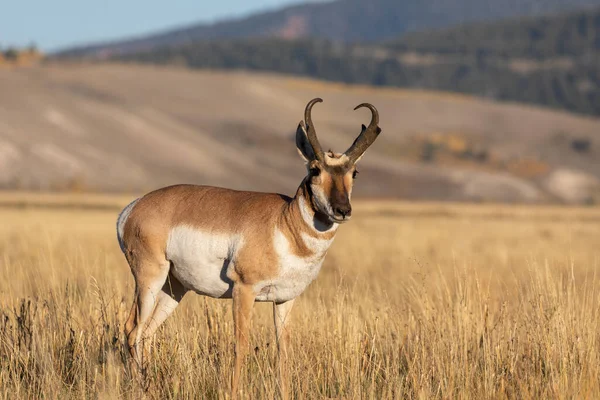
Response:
[0, 193, 598, 398]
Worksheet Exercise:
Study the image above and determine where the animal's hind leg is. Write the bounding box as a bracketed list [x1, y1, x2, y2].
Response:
[126, 260, 170, 369]
[124, 290, 139, 375]
[142, 272, 188, 339]
[125, 297, 137, 340]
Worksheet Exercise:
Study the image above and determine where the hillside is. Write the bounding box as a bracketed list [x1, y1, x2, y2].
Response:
[54, 0, 600, 58]
[389, 8, 600, 57]
[0, 63, 599, 203]
[109, 7, 600, 116]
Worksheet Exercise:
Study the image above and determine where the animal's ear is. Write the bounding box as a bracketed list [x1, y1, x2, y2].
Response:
[296, 121, 316, 162]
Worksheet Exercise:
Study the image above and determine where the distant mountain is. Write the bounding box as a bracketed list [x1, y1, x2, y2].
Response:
[111, 7, 600, 116]
[55, 0, 600, 58]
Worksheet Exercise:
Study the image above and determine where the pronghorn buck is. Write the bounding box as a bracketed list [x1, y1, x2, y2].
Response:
[116, 98, 381, 397]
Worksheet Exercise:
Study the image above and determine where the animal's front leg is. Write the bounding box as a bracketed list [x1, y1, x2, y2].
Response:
[273, 299, 295, 400]
[231, 283, 256, 399]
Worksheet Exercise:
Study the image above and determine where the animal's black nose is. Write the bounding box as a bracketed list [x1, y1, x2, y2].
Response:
[334, 205, 352, 219]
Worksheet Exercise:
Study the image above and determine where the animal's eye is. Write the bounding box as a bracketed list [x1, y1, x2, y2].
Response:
[352, 170, 359, 179]
[310, 167, 321, 177]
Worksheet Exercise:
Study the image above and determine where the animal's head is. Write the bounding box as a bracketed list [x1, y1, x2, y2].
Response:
[296, 98, 382, 224]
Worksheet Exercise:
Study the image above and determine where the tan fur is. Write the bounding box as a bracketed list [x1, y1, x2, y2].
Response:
[123, 184, 335, 286]
[123, 185, 348, 391]
[307, 153, 356, 216]
[119, 101, 379, 397]
[120, 183, 338, 374]
[231, 283, 255, 398]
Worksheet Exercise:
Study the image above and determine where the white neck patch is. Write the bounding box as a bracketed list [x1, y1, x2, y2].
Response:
[298, 193, 338, 234]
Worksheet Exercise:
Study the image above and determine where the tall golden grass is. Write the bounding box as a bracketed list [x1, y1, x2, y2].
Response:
[0, 195, 599, 399]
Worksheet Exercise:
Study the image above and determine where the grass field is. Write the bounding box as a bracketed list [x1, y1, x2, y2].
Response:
[0, 194, 599, 399]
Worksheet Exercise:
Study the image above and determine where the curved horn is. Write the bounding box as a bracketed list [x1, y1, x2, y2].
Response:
[303, 98, 325, 162]
[354, 103, 379, 127]
[345, 103, 382, 163]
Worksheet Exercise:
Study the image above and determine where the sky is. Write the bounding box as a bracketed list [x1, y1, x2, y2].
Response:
[1, 0, 308, 52]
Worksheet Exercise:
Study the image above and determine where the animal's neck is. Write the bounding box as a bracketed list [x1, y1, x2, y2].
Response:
[279, 179, 339, 240]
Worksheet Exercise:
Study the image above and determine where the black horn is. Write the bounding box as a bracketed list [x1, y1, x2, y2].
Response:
[303, 98, 325, 162]
[345, 103, 382, 163]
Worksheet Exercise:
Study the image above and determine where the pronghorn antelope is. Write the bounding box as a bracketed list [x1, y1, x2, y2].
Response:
[117, 98, 381, 398]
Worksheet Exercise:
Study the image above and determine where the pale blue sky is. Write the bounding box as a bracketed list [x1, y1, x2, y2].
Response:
[1, 0, 308, 51]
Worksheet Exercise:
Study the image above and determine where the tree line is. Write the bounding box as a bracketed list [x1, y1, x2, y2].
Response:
[113, 7, 600, 116]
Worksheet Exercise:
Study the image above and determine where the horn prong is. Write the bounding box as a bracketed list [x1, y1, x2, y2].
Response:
[345, 103, 381, 163]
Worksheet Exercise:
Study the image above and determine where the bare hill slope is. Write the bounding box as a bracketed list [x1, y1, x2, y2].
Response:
[0, 63, 598, 203]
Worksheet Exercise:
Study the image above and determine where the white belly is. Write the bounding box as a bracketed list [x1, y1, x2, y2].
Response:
[254, 229, 333, 303]
[166, 226, 236, 298]
[165, 225, 334, 303]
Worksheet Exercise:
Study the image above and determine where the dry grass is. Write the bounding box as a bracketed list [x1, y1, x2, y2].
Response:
[0, 194, 599, 399]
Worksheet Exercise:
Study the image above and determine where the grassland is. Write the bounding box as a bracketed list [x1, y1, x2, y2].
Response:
[0, 194, 599, 399]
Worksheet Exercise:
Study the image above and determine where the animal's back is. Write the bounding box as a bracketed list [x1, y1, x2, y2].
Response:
[116, 184, 291, 297]
[117, 185, 290, 248]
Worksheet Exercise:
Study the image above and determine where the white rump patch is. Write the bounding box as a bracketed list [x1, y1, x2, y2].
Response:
[116, 198, 139, 253]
